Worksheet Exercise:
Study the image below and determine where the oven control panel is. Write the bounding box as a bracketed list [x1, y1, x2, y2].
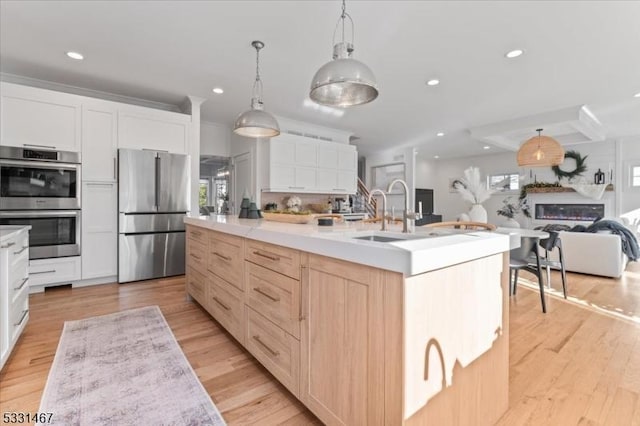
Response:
[23, 149, 58, 160]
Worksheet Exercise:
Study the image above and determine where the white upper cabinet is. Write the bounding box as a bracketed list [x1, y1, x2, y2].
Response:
[263, 133, 357, 194]
[294, 139, 318, 167]
[0, 82, 81, 152]
[317, 148, 338, 169]
[118, 110, 190, 154]
[82, 102, 118, 182]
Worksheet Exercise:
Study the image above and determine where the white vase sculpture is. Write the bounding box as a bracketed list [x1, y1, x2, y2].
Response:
[468, 204, 488, 223]
[502, 217, 520, 228]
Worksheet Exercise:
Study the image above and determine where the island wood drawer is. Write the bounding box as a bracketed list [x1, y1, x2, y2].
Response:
[245, 239, 301, 280]
[187, 226, 208, 244]
[186, 267, 206, 305]
[246, 261, 300, 339]
[245, 307, 299, 397]
[206, 274, 244, 344]
[208, 232, 244, 291]
[187, 238, 208, 275]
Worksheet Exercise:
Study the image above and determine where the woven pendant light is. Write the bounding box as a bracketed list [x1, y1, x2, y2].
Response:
[517, 129, 565, 167]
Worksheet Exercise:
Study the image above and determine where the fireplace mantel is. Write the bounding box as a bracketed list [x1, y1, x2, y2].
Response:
[525, 184, 614, 194]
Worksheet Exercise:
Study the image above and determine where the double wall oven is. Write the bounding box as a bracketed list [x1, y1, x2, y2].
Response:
[0, 146, 81, 259]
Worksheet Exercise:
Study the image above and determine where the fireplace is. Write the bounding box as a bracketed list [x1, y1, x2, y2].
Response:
[535, 203, 605, 222]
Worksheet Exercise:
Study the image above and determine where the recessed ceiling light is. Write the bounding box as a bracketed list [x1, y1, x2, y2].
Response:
[505, 49, 524, 59]
[426, 79, 440, 86]
[436, 132, 445, 137]
[634, 92, 640, 98]
[483, 145, 491, 150]
[212, 87, 224, 94]
[434, 155, 440, 159]
[66, 51, 84, 60]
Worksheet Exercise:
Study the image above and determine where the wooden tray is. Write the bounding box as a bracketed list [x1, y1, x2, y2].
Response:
[262, 212, 316, 224]
[261, 213, 344, 224]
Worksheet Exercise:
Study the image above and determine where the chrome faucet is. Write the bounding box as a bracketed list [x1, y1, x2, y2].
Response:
[368, 189, 388, 231]
[387, 179, 422, 233]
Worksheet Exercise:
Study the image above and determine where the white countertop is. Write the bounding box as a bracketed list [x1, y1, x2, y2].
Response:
[0, 225, 31, 244]
[185, 216, 512, 276]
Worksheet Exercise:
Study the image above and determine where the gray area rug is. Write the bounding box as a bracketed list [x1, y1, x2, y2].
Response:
[39, 306, 226, 426]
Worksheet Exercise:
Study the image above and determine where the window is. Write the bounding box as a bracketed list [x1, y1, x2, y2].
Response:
[633, 166, 640, 187]
[199, 179, 210, 207]
[487, 173, 519, 192]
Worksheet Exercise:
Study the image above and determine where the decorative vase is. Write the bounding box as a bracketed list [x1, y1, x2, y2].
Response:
[502, 217, 520, 228]
[468, 204, 488, 223]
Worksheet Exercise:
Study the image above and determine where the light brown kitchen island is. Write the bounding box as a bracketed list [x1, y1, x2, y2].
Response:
[184, 215, 511, 425]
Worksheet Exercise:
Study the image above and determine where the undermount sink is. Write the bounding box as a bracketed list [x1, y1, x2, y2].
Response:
[350, 231, 446, 243]
[352, 235, 406, 243]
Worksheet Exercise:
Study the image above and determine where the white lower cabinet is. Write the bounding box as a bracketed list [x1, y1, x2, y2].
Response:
[1, 227, 30, 371]
[29, 257, 81, 289]
[81, 182, 117, 280]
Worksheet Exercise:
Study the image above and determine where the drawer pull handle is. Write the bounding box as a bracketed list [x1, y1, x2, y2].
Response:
[24, 143, 56, 149]
[213, 252, 231, 261]
[190, 231, 202, 236]
[31, 269, 56, 275]
[1, 242, 16, 249]
[14, 277, 29, 291]
[14, 246, 28, 255]
[14, 309, 29, 327]
[190, 253, 202, 260]
[212, 296, 231, 311]
[252, 250, 280, 262]
[333, 188, 346, 191]
[253, 287, 280, 302]
[252, 335, 280, 356]
[86, 182, 114, 187]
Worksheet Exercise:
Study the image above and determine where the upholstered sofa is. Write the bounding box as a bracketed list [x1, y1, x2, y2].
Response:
[548, 231, 628, 278]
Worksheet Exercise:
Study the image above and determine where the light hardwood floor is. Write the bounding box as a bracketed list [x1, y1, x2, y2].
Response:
[1, 262, 639, 425]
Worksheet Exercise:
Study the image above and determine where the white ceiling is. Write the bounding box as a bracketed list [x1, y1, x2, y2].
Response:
[1, 1, 639, 159]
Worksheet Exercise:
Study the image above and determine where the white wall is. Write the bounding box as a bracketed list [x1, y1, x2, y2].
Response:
[619, 137, 640, 219]
[429, 152, 520, 224]
[365, 147, 417, 214]
[201, 121, 230, 157]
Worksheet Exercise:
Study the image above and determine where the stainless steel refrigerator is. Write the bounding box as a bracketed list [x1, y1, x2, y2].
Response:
[118, 149, 190, 283]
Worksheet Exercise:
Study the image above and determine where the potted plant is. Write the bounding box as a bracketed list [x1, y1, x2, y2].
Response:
[497, 197, 530, 228]
[453, 167, 494, 223]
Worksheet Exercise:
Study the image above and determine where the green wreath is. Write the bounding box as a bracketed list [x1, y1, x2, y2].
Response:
[551, 150, 588, 180]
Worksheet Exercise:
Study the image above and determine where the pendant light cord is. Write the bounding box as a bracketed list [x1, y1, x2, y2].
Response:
[332, 0, 354, 49]
[252, 44, 263, 104]
[536, 128, 543, 150]
[341, 0, 346, 43]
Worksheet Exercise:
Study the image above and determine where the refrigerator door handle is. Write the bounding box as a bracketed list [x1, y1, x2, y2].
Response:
[155, 155, 160, 209]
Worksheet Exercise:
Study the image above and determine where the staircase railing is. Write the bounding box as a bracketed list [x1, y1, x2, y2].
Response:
[357, 178, 378, 218]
